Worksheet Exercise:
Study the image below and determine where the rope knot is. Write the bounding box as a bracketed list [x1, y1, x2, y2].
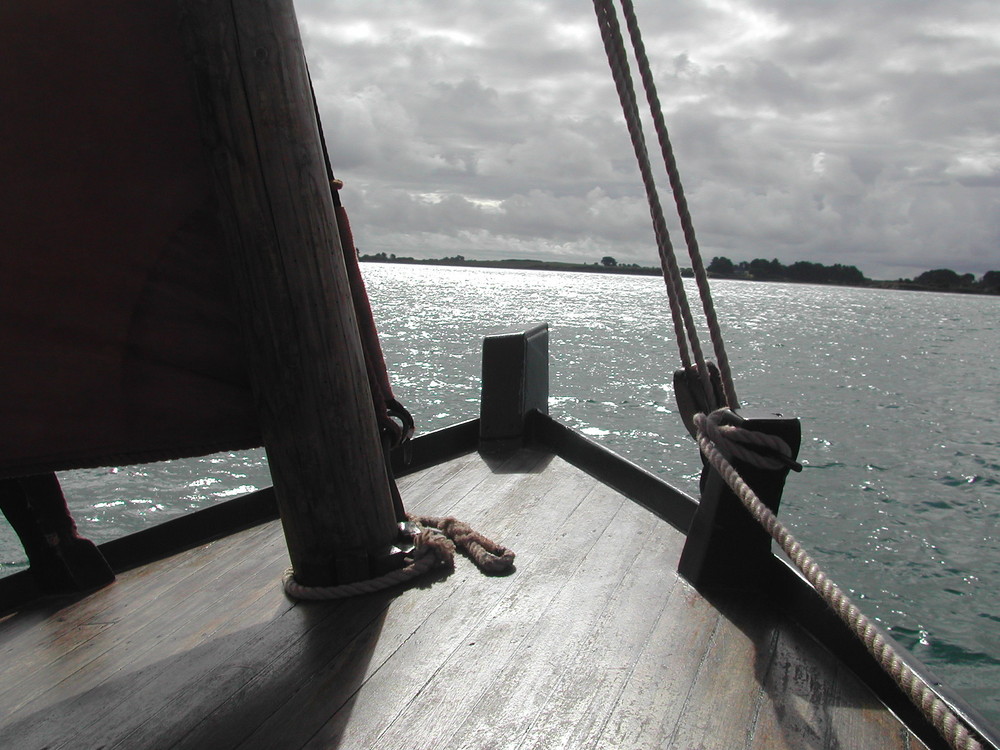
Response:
[410, 527, 456, 570]
[282, 514, 514, 601]
[409, 514, 516, 575]
[695, 409, 802, 472]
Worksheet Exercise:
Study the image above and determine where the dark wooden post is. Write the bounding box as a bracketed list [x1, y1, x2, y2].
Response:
[479, 324, 549, 453]
[179, 0, 399, 585]
[677, 408, 801, 591]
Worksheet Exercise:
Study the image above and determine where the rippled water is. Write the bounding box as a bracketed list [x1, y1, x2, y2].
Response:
[2, 264, 998, 726]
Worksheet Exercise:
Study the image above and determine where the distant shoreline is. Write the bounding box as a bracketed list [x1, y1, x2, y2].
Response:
[358, 255, 1000, 296]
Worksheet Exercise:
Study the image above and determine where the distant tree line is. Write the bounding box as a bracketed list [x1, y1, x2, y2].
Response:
[358, 251, 673, 277]
[360, 251, 415, 262]
[707, 256, 866, 285]
[707, 256, 999, 294]
[909, 268, 1000, 293]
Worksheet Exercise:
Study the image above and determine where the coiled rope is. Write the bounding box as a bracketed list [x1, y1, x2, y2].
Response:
[282, 514, 515, 600]
[695, 411, 982, 750]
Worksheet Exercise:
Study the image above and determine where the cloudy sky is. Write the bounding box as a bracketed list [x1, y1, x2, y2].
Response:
[297, 0, 999, 280]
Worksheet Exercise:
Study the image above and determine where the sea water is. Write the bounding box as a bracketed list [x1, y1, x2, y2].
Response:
[2, 264, 998, 726]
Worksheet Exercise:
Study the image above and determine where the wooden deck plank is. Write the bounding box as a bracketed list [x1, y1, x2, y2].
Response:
[825, 660, 930, 750]
[749, 615, 845, 749]
[592, 580, 722, 749]
[271, 451, 603, 750]
[60, 531, 294, 750]
[109, 452, 504, 747]
[365, 481, 642, 750]
[137, 449, 565, 750]
[0, 448, 941, 750]
[749, 623, 930, 750]
[3, 451, 498, 749]
[0, 521, 266, 674]
[476, 494, 687, 750]
[114, 588, 387, 750]
[0, 524, 289, 749]
[0, 522, 277, 718]
[659, 596, 780, 749]
[396, 447, 487, 512]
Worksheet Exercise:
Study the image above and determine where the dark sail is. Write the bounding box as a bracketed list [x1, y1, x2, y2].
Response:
[0, 0, 260, 478]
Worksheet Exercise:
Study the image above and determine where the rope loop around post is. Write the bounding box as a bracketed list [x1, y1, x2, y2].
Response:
[693, 412, 983, 750]
[698, 409, 802, 473]
[593, 5, 984, 746]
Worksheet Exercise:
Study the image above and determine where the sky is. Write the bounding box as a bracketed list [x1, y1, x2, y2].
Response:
[297, 0, 999, 280]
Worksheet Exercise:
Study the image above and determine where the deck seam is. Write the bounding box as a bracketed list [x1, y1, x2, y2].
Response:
[435, 486, 638, 750]
[663, 610, 724, 749]
[105, 566, 297, 747]
[744, 622, 782, 750]
[361, 460, 622, 750]
[74, 531, 295, 750]
[513, 509, 676, 750]
[0, 523, 281, 723]
[259, 449, 568, 749]
[589, 561, 688, 748]
[372, 463, 614, 749]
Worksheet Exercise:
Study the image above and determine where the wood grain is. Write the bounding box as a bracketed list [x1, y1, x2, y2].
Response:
[0, 450, 934, 750]
[179, 0, 398, 586]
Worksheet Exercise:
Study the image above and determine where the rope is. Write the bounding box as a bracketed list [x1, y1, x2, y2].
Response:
[615, 0, 740, 409]
[409, 514, 516, 574]
[693, 411, 983, 750]
[697, 410, 802, 472]
[309, 63, 416, 451]
[595, 6, 981, 746]
[282, 515, 514, 600]
[592, 0, 716, 409]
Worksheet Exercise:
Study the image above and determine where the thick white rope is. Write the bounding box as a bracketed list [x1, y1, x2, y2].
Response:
[282, 528, 455, 600]
[694, 411, 983, 750]
[594, 5, 980, 743]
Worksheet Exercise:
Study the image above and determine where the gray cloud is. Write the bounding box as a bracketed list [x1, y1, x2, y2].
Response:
[299, 0, 999, 278]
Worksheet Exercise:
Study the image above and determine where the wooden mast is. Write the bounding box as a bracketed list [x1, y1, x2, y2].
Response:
[179, 0, 399, 586]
